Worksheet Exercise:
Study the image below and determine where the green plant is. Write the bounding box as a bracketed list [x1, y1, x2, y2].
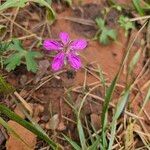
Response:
[4, 39, 42, 73]
[132, 0, 150, 16]
[0, 0, 55, 23]
[62, 21, 148, 150]
[118, 15, 135, 37]
[0, 104, 60, 149]
[64, 0, 72, 6]
[0, 42, 10, 68]
[0, 42, 10, 54]
[95, 18, 117, 45]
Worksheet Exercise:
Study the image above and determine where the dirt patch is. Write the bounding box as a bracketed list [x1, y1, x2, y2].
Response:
[72, 3, 102, 38]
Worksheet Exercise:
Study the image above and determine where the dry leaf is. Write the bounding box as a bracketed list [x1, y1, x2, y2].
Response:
[57, 121, 66, 131]
[14, 105, 25, 119]
[6, 121, 36, 150]
[45, 114, 59, 130]
[32, 104, 44, 122]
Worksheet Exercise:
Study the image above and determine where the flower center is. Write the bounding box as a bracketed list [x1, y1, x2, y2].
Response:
[63, 44, 70, 54]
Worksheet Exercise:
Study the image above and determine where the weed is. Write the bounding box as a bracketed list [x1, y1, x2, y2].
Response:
[4, 39, 42, 73]
[95, 18, 117, 45]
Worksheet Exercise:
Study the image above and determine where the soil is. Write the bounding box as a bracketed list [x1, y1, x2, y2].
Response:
[0, 0, 150, 149]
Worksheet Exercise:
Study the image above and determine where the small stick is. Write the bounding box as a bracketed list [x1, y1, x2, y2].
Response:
[14, 91, 33, 115]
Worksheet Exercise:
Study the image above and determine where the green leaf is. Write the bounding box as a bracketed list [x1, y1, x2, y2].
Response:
[77, 118, 87, 150]
[101, 74, 118, 148]
[45, 0, 52, 4]
[64, 0, 72, 6]
[95, 18, 105, 29]
[0, 0, 56, 23]
[107, 29, 117, 40]
[25, 51, 42, 73]
[118, 15, 134, 37]
[46, 8, 55, 24]
[4, 52, 23, 72]
[0, 0, 28, 11]
[32, 0, 55, 22]
[99, 28, 109, 45]
[4, 39, 42, 73]
[128, 49, 141, 75]
[0, 104, 59, 149]
[0, 42, 10, 53]
[10, 39, 25, 51]
[63, 134, 81, 150]
[108, 88, 130, 150]
[95, 17, 117, 45]
[99, 28, 117, 45]
[88, 137, 101, 150]
[132, 0, 145, 16]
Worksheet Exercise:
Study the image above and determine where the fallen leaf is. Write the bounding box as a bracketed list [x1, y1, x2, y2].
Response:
[32, 104, 44, 122]
[57, 121, 66, 131]
[6, 121, 36, 150]
[14, 105, 25, 119]
[45, 114, 59, 130]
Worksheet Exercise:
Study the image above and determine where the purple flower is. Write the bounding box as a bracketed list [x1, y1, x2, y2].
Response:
[43, 32, 87, 71]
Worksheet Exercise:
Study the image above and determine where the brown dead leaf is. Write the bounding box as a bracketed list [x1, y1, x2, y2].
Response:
[14, 105, 25, 119]
[57, 121, 66, 131]
[6, 121, 36, 150]
[45, 114, 59, 130]
[32, 104, 44, 122]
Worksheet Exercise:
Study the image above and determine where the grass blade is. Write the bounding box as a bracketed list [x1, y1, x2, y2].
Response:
[63, 134, 81, 150]
[31, 0, 55, 21]
[128, 49, 141, 75]
[0, 117, 30, 148]
[108, 87, 130, 150]
[88, 137, 101, 150]
[0, 104, 59, 149]
[101, 74, 118, 148]
[133, 0, 145, 16]
[77, 118, 87, 150]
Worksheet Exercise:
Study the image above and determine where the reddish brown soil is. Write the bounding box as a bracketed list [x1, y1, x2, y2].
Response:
[0, 0, 149, 149]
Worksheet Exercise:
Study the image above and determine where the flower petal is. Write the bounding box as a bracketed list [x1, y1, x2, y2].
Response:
[59, 32, 70, 45]
[43, 39, 62, 51]
[70, 39, 87, 50]
[67, 53, 81, 69]
[52, 52, 65, 71]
